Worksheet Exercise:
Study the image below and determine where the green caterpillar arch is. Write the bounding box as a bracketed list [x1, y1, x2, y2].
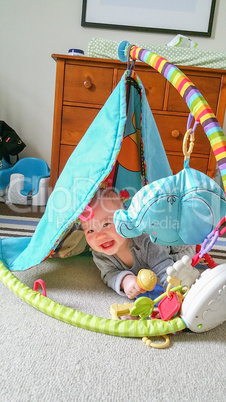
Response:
[1, 44, 226, 338]
[0, 261, 186, 337]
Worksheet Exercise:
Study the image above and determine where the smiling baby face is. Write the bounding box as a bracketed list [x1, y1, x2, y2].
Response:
[81, 190, 129, 256]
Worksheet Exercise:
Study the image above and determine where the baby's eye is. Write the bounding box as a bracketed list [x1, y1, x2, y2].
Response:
[87, 229, 94, 234]
[103, 222, 111, 228]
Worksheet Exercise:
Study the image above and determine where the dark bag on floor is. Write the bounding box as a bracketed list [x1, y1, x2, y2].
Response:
[0, 121, 26, 165]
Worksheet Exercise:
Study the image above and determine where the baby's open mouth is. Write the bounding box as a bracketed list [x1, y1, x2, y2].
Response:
[101, 240, 114, 249]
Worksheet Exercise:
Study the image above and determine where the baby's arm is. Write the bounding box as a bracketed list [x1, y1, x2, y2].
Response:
[92, 251, 136, 296]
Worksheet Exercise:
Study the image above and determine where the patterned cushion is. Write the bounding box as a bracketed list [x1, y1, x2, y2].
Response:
[88, 38, 226, 70]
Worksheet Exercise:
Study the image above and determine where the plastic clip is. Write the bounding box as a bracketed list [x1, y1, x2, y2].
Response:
[183, 113, 200, 161]
[79, 205, 94, 222]
[33, 279, 46, 297]
[192, 216, 226, 266]
[200, 230, 219, 258]
[187, 112, 199, 134]
[27, 189, 34, 206]
[183, 129, 195, 160]
[192, 229, 219, 266]
[213, 216, 226, 237]
[127, 44, 136, 70]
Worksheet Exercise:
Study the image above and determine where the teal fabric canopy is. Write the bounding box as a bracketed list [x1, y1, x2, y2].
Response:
[0, 71, 171, 271]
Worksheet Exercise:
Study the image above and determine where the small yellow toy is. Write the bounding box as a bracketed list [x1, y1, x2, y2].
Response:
[110, 302, 135, 320]
[137, 269, 157, 291]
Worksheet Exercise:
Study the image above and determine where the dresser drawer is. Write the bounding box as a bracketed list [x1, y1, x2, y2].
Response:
[61, 106, 100, 145]
[117, 68, 166, 110]
[167, 74, 221, 113]
[51, 55, 226, 189]
[154, 114, 211, 155]
[167, 153, 209, 175]
[59, 145, 75, 175]
[64, 64, 114, 105]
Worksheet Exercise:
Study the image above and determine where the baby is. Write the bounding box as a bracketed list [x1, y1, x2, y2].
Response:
[81, 188, 195, 299]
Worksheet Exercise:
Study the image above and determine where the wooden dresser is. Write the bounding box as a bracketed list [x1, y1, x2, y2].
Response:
[50, 55, 226, 188]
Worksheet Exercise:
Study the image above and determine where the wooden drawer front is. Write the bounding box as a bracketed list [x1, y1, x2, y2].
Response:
[167, 154, 209, 175]
[59, 145, 75, 175]
[64, 64, 114, 104]
[117, 69, 166, 110]
[59, 148, 209, 183]
[154, 114, 211, 155]
[167, 74, 221, 113]
[61, 106, 100, 145]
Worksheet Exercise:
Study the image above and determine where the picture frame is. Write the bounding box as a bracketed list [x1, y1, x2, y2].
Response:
[81, 0, 216, 37]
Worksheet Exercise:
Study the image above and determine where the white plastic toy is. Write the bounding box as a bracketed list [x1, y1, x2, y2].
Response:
[181, 263, 226, 332]
[167, 255, 200, 288]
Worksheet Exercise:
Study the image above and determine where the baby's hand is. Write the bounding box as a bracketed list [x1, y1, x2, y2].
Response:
[121, 275, 145, 299]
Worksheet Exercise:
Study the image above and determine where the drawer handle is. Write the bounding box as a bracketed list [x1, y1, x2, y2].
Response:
[84, 76, 92, 89]
[171, 130, 180, 138]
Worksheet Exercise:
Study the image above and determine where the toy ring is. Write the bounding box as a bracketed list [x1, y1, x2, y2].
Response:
[142, 335, 170, 349]
[183, 129, 195, 160]
[78, 205, 94, 221]
[166, 283, 172, 298]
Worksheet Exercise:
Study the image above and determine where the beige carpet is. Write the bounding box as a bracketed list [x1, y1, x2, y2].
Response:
[0, 254, 225, 402]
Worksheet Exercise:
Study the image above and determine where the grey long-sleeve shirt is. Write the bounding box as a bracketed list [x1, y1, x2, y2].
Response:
[92, 233, 175, 296]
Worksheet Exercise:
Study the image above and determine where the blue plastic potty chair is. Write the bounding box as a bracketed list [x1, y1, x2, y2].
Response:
[0, 157, 50, 206]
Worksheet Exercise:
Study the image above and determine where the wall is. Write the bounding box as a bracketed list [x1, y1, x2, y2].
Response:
[0, 0, 225, 166]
